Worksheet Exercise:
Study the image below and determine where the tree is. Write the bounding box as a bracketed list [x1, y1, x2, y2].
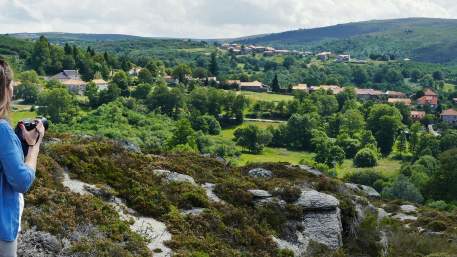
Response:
[146, 84, 185, 117]
[234, 125, 273, 154]
[283, 56, 295, 69]
[111, 71, 130, 97]
[410, 69, 422, 82]
[314, 140, 345, 167]
[286, 113, 319, 150]
[353, 66, 368, 85]
[271, 74, 280, 93]
[354, 148, 378, 168]
[84, 82, 99, 108]
[29, 36, 51, 74]
[138, 69, 154, 84]
[382, 175, 424, 203]
[440, 130, 457, 151]
[37, 88, 78, 123]
[428, 149, 457, 201]
[132, 83, 153, 100]
[169, 119, 197, 150]
[367, 104, 403, 156]
[209, 51, 219, 76]
[432, 71, 444, 81]
[173, 64, 192, 83]
[15, 82, 40, 104]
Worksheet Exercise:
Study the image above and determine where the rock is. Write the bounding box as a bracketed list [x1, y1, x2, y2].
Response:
[248, 189, 272, 199]
[377, 208, 390, 221]
[298, 164, 323, 176]
[295, 190, 339, 211]
[302, 208, 343, 250]
[18, 228, 62, 256]
[153, 169, 196, 185]
[400, 205, 417, 214]
[181, 208, 206, 216]
[84, 184, 116, 200]
[345, 183, 380, 198]
[118, 140, 141, 153]
[393, 213, 417, 222]
[273, 234, 308, 257]
[248, 168, 272, 179]
[202, 183, 224, 203]
[360, 185, 381, 198]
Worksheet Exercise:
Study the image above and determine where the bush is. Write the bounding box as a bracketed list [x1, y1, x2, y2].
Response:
[427, 220, 447, 232]
[354, 148, 378, 168]
[382, 175, 424, 203]
[426, 201, 455, 212]
[345, 170, 385, 188]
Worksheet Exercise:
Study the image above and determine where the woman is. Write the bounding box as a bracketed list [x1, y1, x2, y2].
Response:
[0, 60, 45, 257]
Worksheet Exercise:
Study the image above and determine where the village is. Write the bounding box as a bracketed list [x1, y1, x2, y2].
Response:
[38, 66, 457, 127]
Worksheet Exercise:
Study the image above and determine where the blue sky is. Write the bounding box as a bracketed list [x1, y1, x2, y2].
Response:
[0, 0, 456, 38]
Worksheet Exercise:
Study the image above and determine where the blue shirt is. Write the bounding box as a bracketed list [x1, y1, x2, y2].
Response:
[0, 119, 35, 241]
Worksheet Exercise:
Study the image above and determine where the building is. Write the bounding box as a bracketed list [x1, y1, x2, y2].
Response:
[441, 109, 457, 124]
[317, 52, 332, 61]
[336, 54, 351, 62]
[417, 89, 438, 108]
[356, 88, 385, 101]
[225, 80, 241, 86]
[62, 79, 87, 95]
[388, 98, 412, 106]
[50, 70, 81, 81]
[309, 85, 343, 95]
[239, 81, 268, 92]
[128, 67, 143, 76]
[453, 98, 457, 104]
[411, 111, 426, 121]
[163, 75, 179, 85]
[386, 91, 407, 98]
[291, 84, 308, 93]
[92, 79, 109, 91]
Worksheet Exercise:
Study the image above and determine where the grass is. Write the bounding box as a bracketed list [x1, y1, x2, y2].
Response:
[234, 147, 315, 166]
[239, 91, 293, 103]
[10, 110, 37, 125]
[443, 83, 456, 93]
[337, 158, 402, 178]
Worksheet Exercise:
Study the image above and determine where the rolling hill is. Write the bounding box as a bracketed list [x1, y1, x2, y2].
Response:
[236, 18, 457, 63]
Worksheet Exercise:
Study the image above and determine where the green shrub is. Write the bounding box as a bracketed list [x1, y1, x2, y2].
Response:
[382, 175, 424, 203]
[427, 221, 447, 232]
[354, 148, 378, 168]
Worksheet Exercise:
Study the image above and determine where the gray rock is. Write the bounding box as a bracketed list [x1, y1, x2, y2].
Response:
[400, 205, 417, 214]
[153, 169, 196, 185]
[298, 164, 323, 176]
[392, 213, 417, 222]
[202, 183, 224, 203]
[118, 140, 141, 153]
[295, 190, 339, 211]
[248, 168, 272, 179]
[18, 228, 62, 257]
[181, 208, 206, 216]
[248, 189, 272, 199]
[360, 185, 381, 198]
[377, 208, 390, 221]
[302, 208, 343, 250]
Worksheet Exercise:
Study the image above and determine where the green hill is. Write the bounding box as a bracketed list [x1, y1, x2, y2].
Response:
[236, 18, 457, 63]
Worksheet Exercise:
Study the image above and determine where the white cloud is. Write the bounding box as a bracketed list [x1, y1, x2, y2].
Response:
[0, 0, 455, 38]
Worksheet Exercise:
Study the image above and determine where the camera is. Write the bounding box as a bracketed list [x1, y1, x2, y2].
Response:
[15, 117, 49, 156]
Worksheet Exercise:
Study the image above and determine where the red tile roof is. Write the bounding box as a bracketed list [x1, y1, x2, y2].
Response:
[441, 108, 457, 116]
[417, 95, 438, 106]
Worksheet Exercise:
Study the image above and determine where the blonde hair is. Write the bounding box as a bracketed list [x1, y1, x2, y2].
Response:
[0, 59, 13, 119]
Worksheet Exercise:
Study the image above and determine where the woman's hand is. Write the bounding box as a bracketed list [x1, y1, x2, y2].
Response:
[20, 120, 45, 147]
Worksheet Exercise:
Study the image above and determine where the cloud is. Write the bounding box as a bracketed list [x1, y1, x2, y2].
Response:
[0, 0, 455, 38]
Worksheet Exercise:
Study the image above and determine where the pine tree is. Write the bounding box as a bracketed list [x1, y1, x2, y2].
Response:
[272, 74, 280, 93]
[209, 51, 219, 76]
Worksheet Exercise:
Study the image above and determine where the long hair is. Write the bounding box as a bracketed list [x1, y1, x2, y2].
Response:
[0, 59, 13, 119]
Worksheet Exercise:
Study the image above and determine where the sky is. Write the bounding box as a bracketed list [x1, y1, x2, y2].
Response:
[1, 0, 457, 38]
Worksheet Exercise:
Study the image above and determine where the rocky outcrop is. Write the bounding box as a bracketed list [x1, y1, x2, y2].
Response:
[345, 183, 381, 198]
[18, 228, 63, 257]
[248, 189, 272, 199]
[248, 168, 273, 179]
[275, 190, 343, 256]
[153, 169, 197, 185]
[202, 183, 224, 203]
[61, 172, 173, 257]
[297, 165, 323, 176]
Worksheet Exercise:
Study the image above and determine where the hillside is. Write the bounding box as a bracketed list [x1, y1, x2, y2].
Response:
[19, 134, 457, 257]
[236, 18, 457, 63]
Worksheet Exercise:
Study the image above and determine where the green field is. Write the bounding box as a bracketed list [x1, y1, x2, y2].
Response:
[337, 158, 402, 178]
[235, 147, 315, 166]
[239, 91, 294, 102]
[10, 110, 37, 125]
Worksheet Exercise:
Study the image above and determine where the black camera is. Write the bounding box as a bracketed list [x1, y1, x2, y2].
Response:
[15, 117, 49, 156]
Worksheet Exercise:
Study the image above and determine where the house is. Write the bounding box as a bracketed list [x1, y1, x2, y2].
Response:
[128, 67, 143, 76]
[239, 81, 268, 92]
[50, 70, 81, 81]
[92, 79, 109, 91]
[163, 75, 179, 85]
[386, 91, 407, 98]
[441, 109, 457, 124]
[291, 84, 308, 93]
[309, 85, 343, 95]
[411, 111, 426, 121]
[417, 89, 438, 108]
[317, 52, 332, 61]
[453, 98, 457, 104]
[336, 54, 351, 62]
[356, 88, 385, 101]
[388, 98, 412, 106]
[225, 80, 241, 86]
[62, 79, 87, 95]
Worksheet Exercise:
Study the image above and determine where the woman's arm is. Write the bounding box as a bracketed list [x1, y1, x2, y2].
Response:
[0, 123, 36, 193]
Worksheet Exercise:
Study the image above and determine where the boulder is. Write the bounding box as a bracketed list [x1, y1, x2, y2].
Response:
[248, 189, 272, 199]
[345, 183, 380, 198]
[400, 205, 417, 214]
[202, 183, 224, 203]
[153, 169, 196, 185]
[298, 164, 323, 176]
[181, 208, 206, 216]
[295, 190, 339, 211]
[18, 228, 62, 256]
[393, 213, 417, 222]
[248, 168, 272, 179]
